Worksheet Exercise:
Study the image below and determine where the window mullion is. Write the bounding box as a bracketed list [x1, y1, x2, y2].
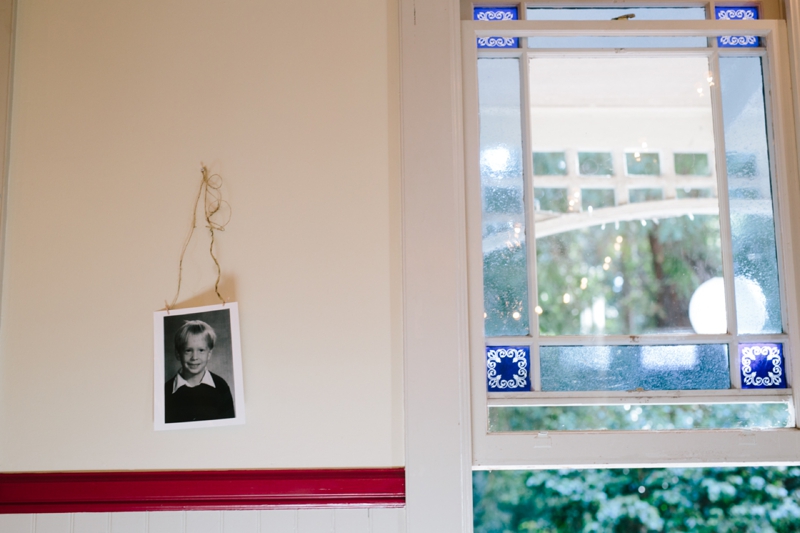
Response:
[519, 51, 541, 392]
[708, 47, 741, 389]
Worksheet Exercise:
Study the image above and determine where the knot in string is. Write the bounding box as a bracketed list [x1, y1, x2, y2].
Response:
[166, 164, 231, 312]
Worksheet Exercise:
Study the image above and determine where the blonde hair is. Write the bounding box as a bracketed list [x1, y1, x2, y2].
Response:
[174, 320, 216, 355]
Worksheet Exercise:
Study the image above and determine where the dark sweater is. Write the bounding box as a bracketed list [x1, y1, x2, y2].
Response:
[164, 372, 235, 423]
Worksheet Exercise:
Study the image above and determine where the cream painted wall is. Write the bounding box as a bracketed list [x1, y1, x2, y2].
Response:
[0, 0, 402, 470]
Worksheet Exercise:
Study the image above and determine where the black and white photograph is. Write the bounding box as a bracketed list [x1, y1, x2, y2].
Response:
[153, 303, 245, 430]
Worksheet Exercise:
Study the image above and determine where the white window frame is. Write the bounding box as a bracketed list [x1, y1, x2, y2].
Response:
[463, 16, 800, 469]
[401, 1, 800, 532]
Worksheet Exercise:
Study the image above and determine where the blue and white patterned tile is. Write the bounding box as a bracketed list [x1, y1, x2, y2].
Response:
[474, 6, 518, 48]
[716, 6, 759, 47]
[740, 343, 786, 389]
[487, 346, 530, 392]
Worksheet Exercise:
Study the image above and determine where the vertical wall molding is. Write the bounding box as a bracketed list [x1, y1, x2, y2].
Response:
[0, 0, 15, 331]
[399, 0, 473, 531]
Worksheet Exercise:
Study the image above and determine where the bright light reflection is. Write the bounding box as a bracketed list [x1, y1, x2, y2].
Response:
[481, 147, 510, 172]
[641, 345, 697, 370]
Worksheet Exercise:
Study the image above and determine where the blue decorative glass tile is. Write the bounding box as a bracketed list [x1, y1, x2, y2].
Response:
[475, 7, 519, 48]
[740, 343, 786, 388]
[487, 346, 530, 392]
[716, 7, 759, 47]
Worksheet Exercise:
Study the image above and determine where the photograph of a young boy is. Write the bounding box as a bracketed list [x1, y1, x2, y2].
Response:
[165, 320, 235, 423]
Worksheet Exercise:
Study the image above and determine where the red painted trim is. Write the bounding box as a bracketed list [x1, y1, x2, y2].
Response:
[0, 468, 405, 513]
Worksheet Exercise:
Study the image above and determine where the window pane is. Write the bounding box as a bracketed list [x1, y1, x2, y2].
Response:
[533, 151, 567, 175]
[530, 57, 723, 335]
[479, 58, 529, 336]
[578, 152, 613, 176]
[675, 153, 711, 175]
[488, 402, 790, 431]
[527, 36, 709, 49]
[626, 152, 660, 175]
[527, 7, 707, 21]
[720, 57, 782, 334]
[526, 7, 708, 48]
[677, 188, 713, 199]
[629, 188, 663, 203]
[540, 344, 730, 392]
[581, 189, 615, 211]
[534, 188, 568, 213]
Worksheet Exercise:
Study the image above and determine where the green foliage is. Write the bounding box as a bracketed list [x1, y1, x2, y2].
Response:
[535, 216, 722, 335]
[474, 467, 800, 532]
[488, 403, 791, 432]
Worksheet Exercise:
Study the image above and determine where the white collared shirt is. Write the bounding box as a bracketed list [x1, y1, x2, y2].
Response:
[172, 369, 216, 394]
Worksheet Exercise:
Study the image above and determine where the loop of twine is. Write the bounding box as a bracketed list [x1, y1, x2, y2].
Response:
[165, 164, 232, 312]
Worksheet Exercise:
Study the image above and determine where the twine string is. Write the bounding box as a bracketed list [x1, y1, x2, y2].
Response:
[166, 165, 231, 311]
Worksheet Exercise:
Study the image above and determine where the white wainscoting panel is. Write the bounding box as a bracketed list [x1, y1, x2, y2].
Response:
[258, 509, 296, 532]
[184, 512, 220, 533]
[73, 513, 110, 533]
[0, 509, 406, 533]
[111, 513, 147, 533]
[35, 514, 71, 533]
[0, 513, 33, 532]
[332, 509, 370, 533]
[222, 511, 258, 533]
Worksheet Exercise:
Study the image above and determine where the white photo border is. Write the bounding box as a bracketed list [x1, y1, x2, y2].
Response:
[153, 302, 246, 431]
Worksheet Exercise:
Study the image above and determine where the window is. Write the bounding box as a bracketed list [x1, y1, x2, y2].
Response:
[463, 4, 800, 471]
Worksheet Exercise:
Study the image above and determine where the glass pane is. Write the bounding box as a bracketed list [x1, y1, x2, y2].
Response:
[475, 6, 518, 49]
[675, 153, 711, 175]
[527, 7, 707, 21]
[533, 152, 567, 175]
[720, 57, 782, 334]
[626, 152, 660, 175]
[527, 36, 709, 49]
[530, 56, 724, 335]
[582, 189, 615, 211]
[487, 346, 531, 392]
[629, 188, 663, 203]
[525, 8, 707, 48]
[479, 58, 529, 336]
[578, 152, 613, 176]
[488, 402, 790, 431]
[540, 344, 730, 392]
[740, 343, 786, 389]
[534, 188, 568, 213]
[716, 6, 760, 48]
[677, 188, 713, 199]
